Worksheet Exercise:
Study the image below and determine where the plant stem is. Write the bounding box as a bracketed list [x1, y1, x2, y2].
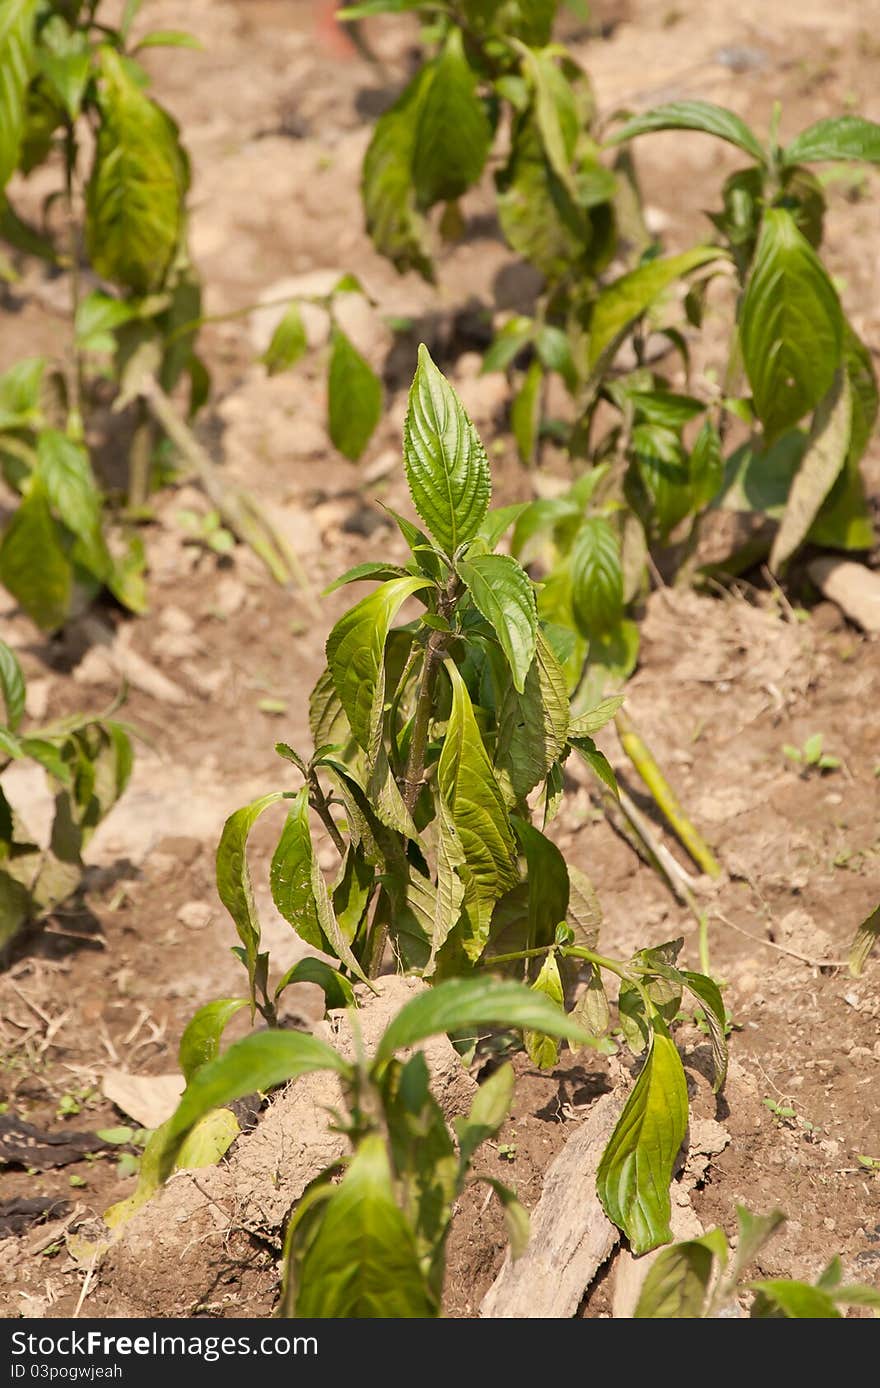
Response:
[63, 122, 83, 439]
[483, 944, 556, 968]
[563, 944, 631, 983]
[402, 627, 446, 813]
[127, 401, 154, 509]
[309, 773, 346, 857]
[615, 709, 722, 879]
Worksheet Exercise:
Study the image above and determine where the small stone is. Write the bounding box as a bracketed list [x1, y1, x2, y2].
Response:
[159, 606, 195, 635]
[214, 576, 247, 618]
[177, 901, 213, 931]
[24, 678, 51, 722]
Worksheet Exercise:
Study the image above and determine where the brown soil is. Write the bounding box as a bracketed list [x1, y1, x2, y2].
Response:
[1, 0, 878, 1320]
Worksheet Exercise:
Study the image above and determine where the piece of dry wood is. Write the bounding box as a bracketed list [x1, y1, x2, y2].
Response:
[480, 1091, 623, 1319]
[807, 557, 880, 633]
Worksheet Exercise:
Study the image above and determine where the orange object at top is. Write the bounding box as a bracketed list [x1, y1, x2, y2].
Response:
[314, 0, 359, 58]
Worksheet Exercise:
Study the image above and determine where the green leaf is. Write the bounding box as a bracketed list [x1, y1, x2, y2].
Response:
[404, 345, 490, 556]
[0, 641, 25, 732]
[842, 323, 879, 466]
[572, 966, 610, 1037]
[427, 796, 466, 972]
[269, 786, 325, 953]
[596, 1020, 689, 1253]
[570, 735, 619, 799]
[458, 553, 537, 693]
[261, 303, 307, 375]
[291, 1134, 436, 1317]
[454, 1062, 515, 1170]
[750, 1280, 841, 1318]
[570, 516, 623, 637]
[412, 28, 490, 209]
[473, 503, 529, 553]
[374, 975, 604, 1066]
[325, 576, 430, 753]
[525, 952, 565, 1069]
[634, 1233, 725, 1317]
[482, 316, 535, 374]
[770, 369, 851, 572]
[567, 865, 602, 948]
[606, 100, 766, 162]
[75, 290, 139, 346]
[626, 389, 704, 431]
[0, 480, 71, 631]
[86, 47, 187, 293]
[437, 662, 517, 959]
[740, 208, 843, 439]
[588, 246, 722, 370]
[727, 1205, 786, 1285]
[494, 628, 570, 802]
[690, 419, 724, 510]
[327, 326, 382, 461]
[0, 355, 45, 430]
[134, 30, 202, 51]
[322, 562, 408, 595]
[630, 422, 692, 540]
[0, 0, 39, 190]
[512, 816, 568, 953]
[478, 1175, 530, 1259]
[362, 67, 433, 279]
[849, 904, 879, 979]
[274, 957, 356, 1010]
[511, 357, 544, 465]
[496, 113, 587, 282]
[178, 998, 249, 1084]
[156, 1029, 349, 1180]
[681, 970, 728, 1092]
[215, 791, 285, 1004]
[36, 430, 107, 576]
[37, 17, 91, 122]
[568, 695, 625, 737]
[784, 115, 880, 166]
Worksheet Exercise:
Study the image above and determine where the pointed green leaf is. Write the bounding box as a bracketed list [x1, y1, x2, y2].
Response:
[512, 816, 568, 952]
[525, 952, 565, 1069]
[607, 101, 766, 162]
[750, 1280, 841, 1318]
[770, 370, 851, 572]
[269, 786, 326, 952]
[597, 1020, 689, 1253]
[325, 576, 430, 753]
[511, 357, 544, 465]
[570, 735, 619, 799]
[740, 208, 843, 439]
[727, 1205, 787, 1286]
[157, 1029, 349, 1180]
[274, 957, 355, 1010]
[495, 628, 569, 802]
[404, 346, 491, 556]
[179, 998, 249, 1084]
[568, 695, 625, 737]
[438, 662, 517, 958]
[427, 796, 466, 973]
[588, 246, 722, 370]
[327, 325, 382, 461]
[634, 1234, 724, 1317]
[690, 418, 724, 510]
[291, 1134, 436, 1317]
[216, 791, 285, 1002]
[0, 0, 39, 190]
[572, 966, 610, 1037]
[681, 970, 728, 1092]
[374, 975, 605, 1065]
[261, 303, 307, 375]
[784, 115, 880, 167]
[86, 47, 187, 293]
[36, 430, 108, 576]
[412, 28, 490, 209]
[458, 553, 537, 693]
[362, 67, 433, 279]
[567, 864, 602, 948]
[0, 480, 71, 631]
[0, 641, 25, 731]
[322, 562, 408, 595]
[497, 113, 587, 282]
[455, 1062, 515, 1169]
[570, 516, 623, 637]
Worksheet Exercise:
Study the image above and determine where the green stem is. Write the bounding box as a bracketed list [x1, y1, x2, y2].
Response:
[127, 400, 154, 509]
[63, 122, 83, 439]
[615, 709, 722, 879]
[309, 773, 346, 858]
[483, 944, 556, 969]
[563, 944, 632, 983]
[401, 579, 459, 812]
